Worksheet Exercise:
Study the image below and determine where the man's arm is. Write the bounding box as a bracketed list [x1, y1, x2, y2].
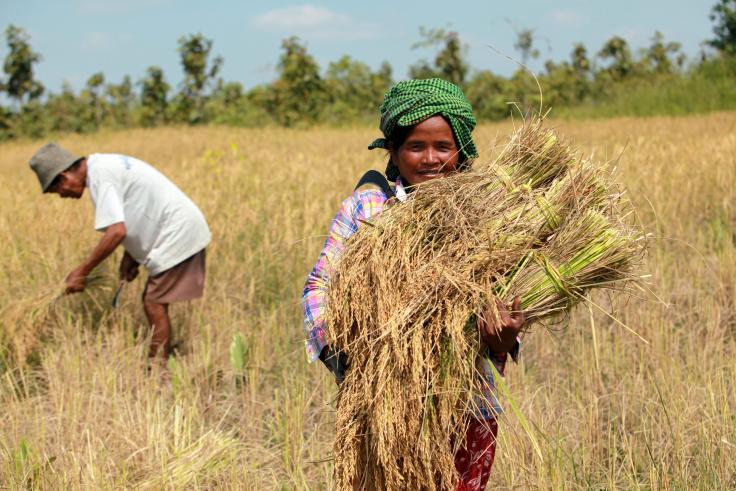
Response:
[65, 222, 127, 294]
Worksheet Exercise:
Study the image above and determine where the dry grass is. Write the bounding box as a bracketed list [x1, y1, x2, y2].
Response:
[0, 113, 734, 489]
[326, 121, 644, 489]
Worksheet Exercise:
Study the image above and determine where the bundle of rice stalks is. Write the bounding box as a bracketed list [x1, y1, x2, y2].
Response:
[0, 269, 111, 367]
[325, 119, 645, 490]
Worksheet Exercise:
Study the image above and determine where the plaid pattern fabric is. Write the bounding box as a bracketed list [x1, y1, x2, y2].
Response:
[302, 177, 518, 420]
[368, 78, 478, 161]
[302, 184, 393, 363]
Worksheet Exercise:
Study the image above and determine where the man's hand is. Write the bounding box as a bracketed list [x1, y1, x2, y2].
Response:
[119, 252, 139, 282]
[478, 296, 525, 353]
[65, 266, 88, 294]
[65, 222, 127, 295]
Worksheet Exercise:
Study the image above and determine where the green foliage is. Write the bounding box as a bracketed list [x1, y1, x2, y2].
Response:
[324, 56, 392, 123]
[139, 66, 170, 127]
[229, 332, 249, 376]
[14, 101, 46, 138]
[1, 11, 736, 140]
[557, 57, 736, 118]
[270, 36, 326, 127]
[45, 82, 87, 133]
[105, 75, 134, 127]
[597, 36, 635, 82]
[644, 31, 684, 74]
[510, 68, 543, 115]
[84, 72, 106, 129]
[176, 33, 223, 124]
[2, 25, 43, 107]
[708, 0, 736, 54]
[464, 71, 513, 120]
[410, 27, 468, 87]
[513, 28, 540, 66]
[206, 80, 243, 124]
[138, 66, 170, 127]
[0, 105, 13, 140]
[542, 61, 580, 107]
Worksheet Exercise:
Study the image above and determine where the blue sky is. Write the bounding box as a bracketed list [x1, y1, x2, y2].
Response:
[1, 0, 716, 93]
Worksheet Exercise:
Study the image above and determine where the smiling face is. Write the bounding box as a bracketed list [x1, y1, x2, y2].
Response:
[388, 115, 461, 186]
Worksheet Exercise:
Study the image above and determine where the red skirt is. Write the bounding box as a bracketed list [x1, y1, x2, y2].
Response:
[455, 418, 499, 491]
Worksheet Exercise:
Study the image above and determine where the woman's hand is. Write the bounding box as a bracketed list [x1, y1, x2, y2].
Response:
[478, 296, 525, 354]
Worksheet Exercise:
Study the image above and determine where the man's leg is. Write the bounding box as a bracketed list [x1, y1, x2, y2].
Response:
[143, 299, 171, 358]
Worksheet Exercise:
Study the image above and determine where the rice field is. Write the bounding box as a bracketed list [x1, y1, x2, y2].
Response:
[0, 113, 734, 489]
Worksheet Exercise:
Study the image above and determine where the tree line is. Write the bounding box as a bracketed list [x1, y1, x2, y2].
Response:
[1, 0, 735, 140]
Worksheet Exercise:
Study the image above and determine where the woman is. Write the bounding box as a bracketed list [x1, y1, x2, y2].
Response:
[302, 78, 524, 490]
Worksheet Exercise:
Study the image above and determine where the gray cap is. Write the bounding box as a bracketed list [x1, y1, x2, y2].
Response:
[29, 143, 82, 192]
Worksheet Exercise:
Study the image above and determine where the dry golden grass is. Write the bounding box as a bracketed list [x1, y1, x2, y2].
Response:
[0, 113, 734, 489]
[326, 121, 645, 490]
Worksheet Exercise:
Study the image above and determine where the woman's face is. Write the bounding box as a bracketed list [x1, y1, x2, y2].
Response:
[389, 115, 460, 186]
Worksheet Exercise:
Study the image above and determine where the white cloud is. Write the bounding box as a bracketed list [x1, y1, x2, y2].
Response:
[252, 4, 350, 30]
[546, 10, 585, 27]
[251, 4, 380, 40]
[81, 31, 133, 53]
[81, 32, 112, 52]
[77, 0, 168, 15]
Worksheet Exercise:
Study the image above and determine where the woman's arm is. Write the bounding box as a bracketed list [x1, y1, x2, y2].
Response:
[302, 189, 389, 362]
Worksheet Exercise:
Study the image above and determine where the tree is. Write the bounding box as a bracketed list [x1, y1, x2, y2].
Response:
[106, 75, 134, 127]
[569, 43, 592, 100]
[645, 31, 684, 74]
[2, 25, 44, 108]
[139, 66, 170, 126]
[597, 36, 634, 81]
[270, 36, 326, 126]
[84, 72, 106, 127]
[708, 0, 736, 54]
[175, 33, 223, 123]
[206, 80, 257, 125]
[374, 61, 393, 95]
[0, 105, 13, 140]
[46, 81, 85, 133]
[410, 27, 468, 87]
[324, 56, 392, 122]
[571, 43, 591, 78]
[464, 70, 512, 120]
[513, 28, 540, 66]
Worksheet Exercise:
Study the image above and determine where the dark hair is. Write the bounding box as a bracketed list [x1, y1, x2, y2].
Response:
[48, 157, 84, 190]
[384, 117, 473, 181]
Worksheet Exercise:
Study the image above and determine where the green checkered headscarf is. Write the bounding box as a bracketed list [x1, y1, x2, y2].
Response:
[368, 78, 478, 161]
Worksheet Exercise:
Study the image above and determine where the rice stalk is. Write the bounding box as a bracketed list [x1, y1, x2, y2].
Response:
[0, 269, 111, 366]
[325, 119, 646, 490]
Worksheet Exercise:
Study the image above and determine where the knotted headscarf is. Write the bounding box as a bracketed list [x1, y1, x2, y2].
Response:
[368, 78, 478, 162]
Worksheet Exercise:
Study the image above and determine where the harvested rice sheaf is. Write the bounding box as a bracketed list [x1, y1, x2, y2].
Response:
[325, 119, 645, 490]
[0, 269, 112, 366]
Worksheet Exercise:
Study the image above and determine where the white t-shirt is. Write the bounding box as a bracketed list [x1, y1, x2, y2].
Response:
[86, 153, 211, 276]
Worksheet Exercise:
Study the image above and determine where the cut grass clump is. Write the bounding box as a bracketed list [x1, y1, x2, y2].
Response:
[325, 118, 646, 490]
[0, 268, 111, 367]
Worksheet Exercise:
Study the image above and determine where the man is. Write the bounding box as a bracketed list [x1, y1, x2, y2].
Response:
[29, 142, 211, 359]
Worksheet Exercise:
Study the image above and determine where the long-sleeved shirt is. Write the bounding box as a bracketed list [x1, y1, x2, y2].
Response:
[302, 176, 518, 420]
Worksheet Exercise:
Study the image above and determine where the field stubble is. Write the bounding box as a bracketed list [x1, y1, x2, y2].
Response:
[0, 113, 734, 489]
